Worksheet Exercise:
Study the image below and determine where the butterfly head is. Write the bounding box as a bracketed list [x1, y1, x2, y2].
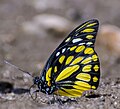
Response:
[33, 76, 41, 85]
[32, 75, 56, 95]
[32, 76, 43, 92]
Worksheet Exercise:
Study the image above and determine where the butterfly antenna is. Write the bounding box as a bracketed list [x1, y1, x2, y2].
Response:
[4, 60, 33, 77]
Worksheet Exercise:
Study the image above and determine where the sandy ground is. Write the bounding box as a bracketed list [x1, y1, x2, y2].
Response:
[0, 0, 120, 109]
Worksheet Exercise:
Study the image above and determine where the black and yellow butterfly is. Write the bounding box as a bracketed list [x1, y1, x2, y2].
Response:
[32, 19, 100, 97]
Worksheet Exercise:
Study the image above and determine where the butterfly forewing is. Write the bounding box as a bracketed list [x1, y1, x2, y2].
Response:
[40, 19, 100, 97]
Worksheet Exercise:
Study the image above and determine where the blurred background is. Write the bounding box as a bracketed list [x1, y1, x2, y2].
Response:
[0, 0, 120, 109]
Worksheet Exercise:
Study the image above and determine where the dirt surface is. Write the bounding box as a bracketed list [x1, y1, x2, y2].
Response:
[0, 0, 120, 109]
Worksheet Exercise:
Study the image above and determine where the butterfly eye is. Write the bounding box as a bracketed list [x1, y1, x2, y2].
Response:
[33, 76, 40, 85]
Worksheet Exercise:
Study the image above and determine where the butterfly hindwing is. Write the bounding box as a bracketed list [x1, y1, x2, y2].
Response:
[40, 19, 100, 97]
[54, 52, 100, 97]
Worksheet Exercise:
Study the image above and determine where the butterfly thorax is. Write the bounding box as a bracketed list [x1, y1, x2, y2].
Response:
[33, 76, 56, 95]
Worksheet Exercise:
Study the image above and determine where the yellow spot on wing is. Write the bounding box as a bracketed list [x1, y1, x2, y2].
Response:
[70, 46, 77, 51]
[54, 88, 83, 97]
[92, 54, 98, 61]
[76, 22, 89, 32]
[92, 86, 96, 89]
[82, 65, 92, 72]
[47, 81, 51, 86]
[81, 57, 92, 64]
[71, 57, 84, 65]
[76, 73, 91, 82]
[54, 66, 57, 73]
[81, 29, 94, 33]
[84, 47, 94, 54]
[86, 23, 97, 27]
[59, 55, 65, 64]
[55, 65, 80, 82]
[65, 37, 71, 42]
[93, 65, 99, 72]
[54, 89, 70, 96]
[73, 85, 91, 92]
[75, 45, 85, 53]
[86, 35, 94, 39]
[74, 81, 91, 89]
[46, 67, 52, 81]
[54, 81, 92, 97]
[63, 88, 83, 97]
[93, 76, 98, 82]
[65, 56, 74, 65]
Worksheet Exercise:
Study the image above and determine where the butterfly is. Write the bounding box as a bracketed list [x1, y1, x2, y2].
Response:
[32, 19, 100, 97]
[5, 19, 100, 97]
